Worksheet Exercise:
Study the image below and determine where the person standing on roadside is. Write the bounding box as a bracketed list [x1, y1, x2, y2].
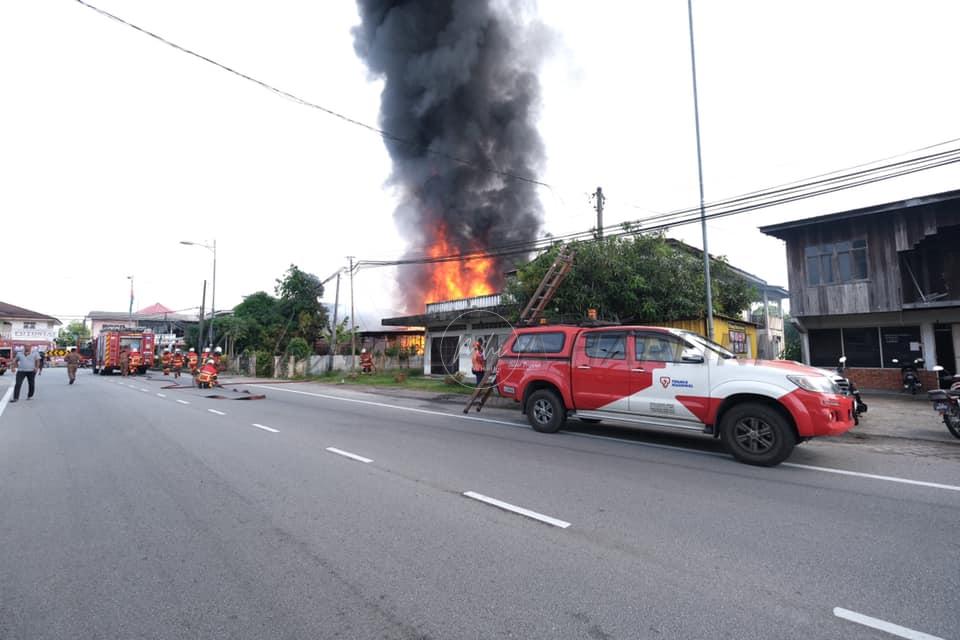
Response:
[65, 347, 81, 385]
[10, 344, 42, 402]
[471, 337, 486, 386]
[119, 347, 130, 377]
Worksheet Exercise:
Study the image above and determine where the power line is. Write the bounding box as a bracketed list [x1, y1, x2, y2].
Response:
[356, 144, 960, 268]
[73, 0, 551, 189]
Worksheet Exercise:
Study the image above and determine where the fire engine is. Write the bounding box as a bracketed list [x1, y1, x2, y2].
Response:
[92, 327, 155, 375]
[0, 340, 11, 375]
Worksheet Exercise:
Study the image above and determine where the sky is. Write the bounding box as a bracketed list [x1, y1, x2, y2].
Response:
[3, 0, 959, 327]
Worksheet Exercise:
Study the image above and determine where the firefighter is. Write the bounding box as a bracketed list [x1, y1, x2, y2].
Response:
[161, 348, 172, 375]
[119, 347, 130, 377]
[213, 346, 223, 371]
[359, 348, 375, 374]
[64, 347, 81, 385]
[128, 347, 143, 376]
[171, 349, 184, 379]
[197, 357, 219, 388]
[186, 348, 199, 375]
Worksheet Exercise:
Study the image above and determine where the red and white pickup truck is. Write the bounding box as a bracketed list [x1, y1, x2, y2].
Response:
[495, 325, 855, 466]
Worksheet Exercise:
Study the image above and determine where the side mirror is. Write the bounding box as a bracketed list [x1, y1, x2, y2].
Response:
[838, 356, 847, 364]
[681, 349, 704, 364]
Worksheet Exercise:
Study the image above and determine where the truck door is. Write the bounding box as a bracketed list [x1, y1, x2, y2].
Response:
[571, 331, 631, 412]
[630, 331, 709, 424]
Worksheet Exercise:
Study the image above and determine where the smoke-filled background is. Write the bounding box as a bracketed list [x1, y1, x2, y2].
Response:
[353, 0, 547, 311]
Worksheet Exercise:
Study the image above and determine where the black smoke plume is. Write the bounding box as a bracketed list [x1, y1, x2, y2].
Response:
[353, 0, 547, 310]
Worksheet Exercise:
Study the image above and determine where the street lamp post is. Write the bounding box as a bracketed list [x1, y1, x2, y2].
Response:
[127, 275, 134, 325]
[180, 240, 217, 348]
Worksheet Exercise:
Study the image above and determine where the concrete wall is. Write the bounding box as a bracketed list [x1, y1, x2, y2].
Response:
[845, 367, 938, 392]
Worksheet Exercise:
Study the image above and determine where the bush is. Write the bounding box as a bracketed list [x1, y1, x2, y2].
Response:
[287, 337, 311, 360]
[255, 350, 274, 378]
[443, 372, 465, 386]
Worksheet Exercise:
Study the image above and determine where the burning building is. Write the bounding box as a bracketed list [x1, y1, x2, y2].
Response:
[353, 0, 548, 311]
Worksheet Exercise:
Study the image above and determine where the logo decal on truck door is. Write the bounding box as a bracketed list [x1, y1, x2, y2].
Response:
[659, 376, 671, 388]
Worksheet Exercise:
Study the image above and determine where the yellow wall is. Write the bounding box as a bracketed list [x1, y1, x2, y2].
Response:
[657, 317, 759, 359]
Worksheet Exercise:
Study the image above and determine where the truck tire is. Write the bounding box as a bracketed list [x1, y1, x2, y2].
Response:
[720, 402, 796, 467]
[526, 389, 566, 433]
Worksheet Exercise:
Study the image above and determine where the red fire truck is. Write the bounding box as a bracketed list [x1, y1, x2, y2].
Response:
[0, 339, 11, 375]
[93, 327, 155, 375]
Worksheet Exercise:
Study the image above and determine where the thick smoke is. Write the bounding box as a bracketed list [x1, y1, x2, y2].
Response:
[353, 0, 547, 310]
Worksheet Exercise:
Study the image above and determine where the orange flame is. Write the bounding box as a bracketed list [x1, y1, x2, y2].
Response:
[424, 225, 496, 304]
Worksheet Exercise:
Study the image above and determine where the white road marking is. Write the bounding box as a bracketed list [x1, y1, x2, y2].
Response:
[463, 491, 571, 528]
[254, 385, 960, 494]
[833, 607, 944, 639]
[325, 447, 373, 464]
[176, 399, 190, 405]
[0, 386, 12, 418]
[208, 409, 226, 416]
[157, 393, 166, 398]
[139, 388, 149, 393]
[785, 463, 960, 493]
[252, 423, 279, 433]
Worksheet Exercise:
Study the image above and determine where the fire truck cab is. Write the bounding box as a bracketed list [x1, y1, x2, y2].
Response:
[93, 327, 155, 375]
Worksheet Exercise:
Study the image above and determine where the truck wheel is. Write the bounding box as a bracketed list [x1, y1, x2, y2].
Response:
[720, 403, 796, 467]
[526, 389, 566, 433]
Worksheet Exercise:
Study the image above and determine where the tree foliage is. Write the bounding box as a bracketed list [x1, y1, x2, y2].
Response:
[275, 264, 328, 349]
[56, 321, 91, 347]
[505, 234, 757, 324]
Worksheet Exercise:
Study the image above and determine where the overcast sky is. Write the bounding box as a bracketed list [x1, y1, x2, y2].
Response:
[3, 0, 959, 325]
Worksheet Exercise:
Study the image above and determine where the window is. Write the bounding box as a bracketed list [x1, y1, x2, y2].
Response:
[512, 332, 565, 354]
[584, 332, 626, 360]
[635, 333, 685, 362]
[809, 329, 843, 367]
[23, 321, 36, 329]
[805, 240, 868, 286]
[880, 327, 922, 367]
[841, 327, 880, 368]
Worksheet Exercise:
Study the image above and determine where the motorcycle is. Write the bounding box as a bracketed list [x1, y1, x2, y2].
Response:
[927, 365, 960, 439]
[820, 356, 867, 424]
[891, 357, 924, 394]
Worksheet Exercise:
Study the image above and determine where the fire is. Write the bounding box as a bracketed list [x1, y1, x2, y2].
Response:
[424, 225, 496, 304]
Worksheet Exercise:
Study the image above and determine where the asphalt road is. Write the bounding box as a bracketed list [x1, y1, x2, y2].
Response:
[1, 368, 958, 639]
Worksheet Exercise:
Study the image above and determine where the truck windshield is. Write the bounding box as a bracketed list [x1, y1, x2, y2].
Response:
[679, 331, 737, 359]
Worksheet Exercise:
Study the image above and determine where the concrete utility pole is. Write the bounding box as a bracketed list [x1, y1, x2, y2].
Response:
[197, 280, 207, 353]
[347, 256, 356, 370]
[328, 271, 341, 373]
[687, 0, 715, 340]
[127, 275, 134, 325]
[593, 187, 605, 238]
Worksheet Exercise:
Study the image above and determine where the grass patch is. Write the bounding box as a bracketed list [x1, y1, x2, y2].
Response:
[307, 369, 476, 395]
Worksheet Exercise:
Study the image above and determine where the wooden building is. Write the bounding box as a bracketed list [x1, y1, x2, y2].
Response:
[761, 190, 960, 389]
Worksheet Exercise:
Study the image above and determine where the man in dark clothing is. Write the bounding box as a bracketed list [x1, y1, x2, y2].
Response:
[10, 344, 42, 402]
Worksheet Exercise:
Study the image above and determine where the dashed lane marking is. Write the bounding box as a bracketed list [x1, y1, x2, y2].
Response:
[833, 607, 944, 639]
[208, 409, 226, 416]
[176, 399, 190, 405]
[325, 447, 372, 464]
[252, 423, 279, 433]
[463, 491, 571, 529]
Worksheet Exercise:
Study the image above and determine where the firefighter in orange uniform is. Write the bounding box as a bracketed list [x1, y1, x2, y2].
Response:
[213, 346, 223, 371]
[186, 348, 199, 375]
[171, 349, 184, 379]
[128, 348, 143, 376]
[197, 358, 219, 388]
[161, 348, 172, 375]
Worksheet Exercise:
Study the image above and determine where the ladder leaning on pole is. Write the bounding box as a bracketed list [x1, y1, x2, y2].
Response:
[463, 245, 576, 414]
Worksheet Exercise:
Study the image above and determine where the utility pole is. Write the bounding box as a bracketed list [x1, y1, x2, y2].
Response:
[593, 187, 605, 238]
[197, 280, 207, 353]
[328, 271, 341, 373]
[208, 238, 216, 348]
[127, 275, 134, 325]
[347, 256, 356, 370]
[687, 0, 714, 340]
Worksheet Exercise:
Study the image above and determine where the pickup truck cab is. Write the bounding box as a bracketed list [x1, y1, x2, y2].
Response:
[495, 325, 855, 466]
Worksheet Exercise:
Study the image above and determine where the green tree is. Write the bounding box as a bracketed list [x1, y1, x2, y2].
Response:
[233, 291, 283, 353]
[506, 234, 756, 324]
[274, 264, 328, 351]
[56, 321, 91, 347]
[286, 337, 311, 360]
[783, 313, 802, 361]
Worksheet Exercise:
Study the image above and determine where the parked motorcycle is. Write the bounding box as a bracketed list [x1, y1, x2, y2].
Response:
[891, 357, 924, 394]
[927, 365, 960, 439]
[820, 356, 867, 424]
